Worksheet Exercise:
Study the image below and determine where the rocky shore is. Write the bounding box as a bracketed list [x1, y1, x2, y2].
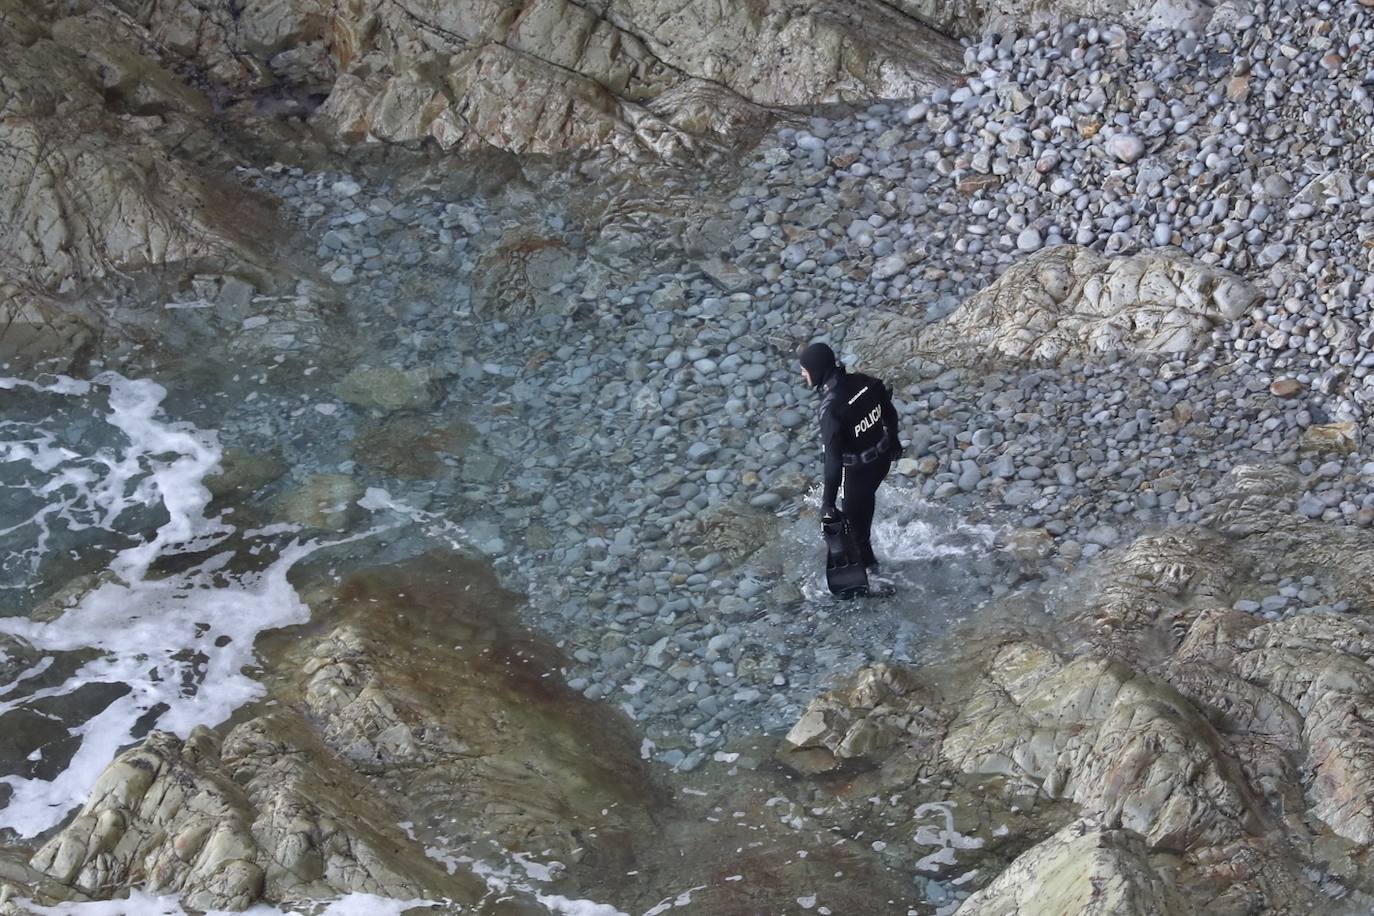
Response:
[6, 0, 1374, 913]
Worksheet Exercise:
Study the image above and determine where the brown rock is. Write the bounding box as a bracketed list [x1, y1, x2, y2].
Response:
[958, 174, 1002, 194]
[1270, 378, 1304, 398]
[1301, 421, 1359, 454]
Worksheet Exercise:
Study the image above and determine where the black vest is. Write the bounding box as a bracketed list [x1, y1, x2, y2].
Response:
[820, 372, 888, 456]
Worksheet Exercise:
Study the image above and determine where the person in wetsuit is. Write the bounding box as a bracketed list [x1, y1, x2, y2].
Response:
[798, 342, 903, 570]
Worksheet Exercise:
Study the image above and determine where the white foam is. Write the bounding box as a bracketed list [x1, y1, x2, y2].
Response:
[354, 487, 471, 552]
[15, 890, 436, 915]
[537, 895, 629, 916]
[641, 885, 708, 916]
[0, 374, 334, 838]
[870, 488, 998, 563]
[912, 801, 983, 873]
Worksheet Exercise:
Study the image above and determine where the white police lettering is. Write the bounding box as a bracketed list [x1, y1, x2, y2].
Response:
[853, 405, 880, 437]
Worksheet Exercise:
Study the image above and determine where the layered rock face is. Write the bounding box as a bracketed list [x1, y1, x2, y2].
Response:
[0, 0, 291, 366]
[780, 464, 1374, 912]
[852, 245, 1260, 374]
[116, 0, 962, 162]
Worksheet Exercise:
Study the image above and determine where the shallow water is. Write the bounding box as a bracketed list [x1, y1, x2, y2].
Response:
[0, 164, 1030, 913]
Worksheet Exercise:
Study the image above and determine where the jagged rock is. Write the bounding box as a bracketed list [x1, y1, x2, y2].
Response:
[1074, 527, 1242, 647]
[123, 0, 960, 162]
[597, 0, 960, 105]
[27, 722, 504, 911]
[1199, 464, 1304, 536]
[954, 818, 1192, 915]
[942, 646, 1263, 848]
[1301, 421, 1359, 454]
[1231, 616, 1374, 844]
[781, 504, 1374, 909]
[27, 553, 654, 911]
[0, 0, 283, 329]
[781, 664, 945, 773]
[852, 246, 1259, 375]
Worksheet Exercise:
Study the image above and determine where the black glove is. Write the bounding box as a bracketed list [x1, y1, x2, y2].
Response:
[821, 503, 839, 525]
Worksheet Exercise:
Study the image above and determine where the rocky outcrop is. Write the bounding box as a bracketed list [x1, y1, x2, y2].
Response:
[26, 723, 501, 911]
[23, 553, 657, 911]
[120, 0, 961, 162]
[0, 0, 287, 357]
[780, 464, 1374, 911]
[954, 818, 1191, 916]
[852, 245, 1260, 375]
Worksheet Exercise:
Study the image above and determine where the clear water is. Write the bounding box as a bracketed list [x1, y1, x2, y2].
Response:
[0, 168, 1030, 913]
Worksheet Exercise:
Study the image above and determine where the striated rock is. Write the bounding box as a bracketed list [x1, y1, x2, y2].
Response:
[125, 0, 960, 162]
[954, 818, 1191, 916]
[1077, 527, 1241, 644]
[1301, 421, 1359, 454]
[781, 663, 939, 771]
[0, 0, 286, 341]
[781, 490, 1374, 909]
[852, 245, 1259, 374]
[598, 0, 960, 105]
[1232, 615, 1374, 845]
[1199, 464, 1304, 537]
[27, 553, 655, 911]
[26, 724, 500, 911]
[941, 646, 1263, 848]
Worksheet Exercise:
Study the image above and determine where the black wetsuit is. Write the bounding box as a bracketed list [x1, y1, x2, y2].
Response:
[818, 368, 900, 567]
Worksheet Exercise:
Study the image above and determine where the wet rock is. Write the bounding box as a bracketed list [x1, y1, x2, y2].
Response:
[276, 474, 363, 530]
[332, 367, 436, 413]
[205, 448, 288, 502]
[28, 553, 656, 911]
[353, 415, 477, 479]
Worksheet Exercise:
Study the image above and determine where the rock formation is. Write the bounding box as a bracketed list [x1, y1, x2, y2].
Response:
[113, 0, 963, 163]
[0, 0, 291, 365]
[778, 463, 1374, 911]
[12, 554, 657, 912]
[852, 245, 1260, 375]
[954, 818, 1191, 916]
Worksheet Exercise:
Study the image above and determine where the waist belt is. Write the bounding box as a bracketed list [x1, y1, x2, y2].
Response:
[842, 433, 889, 467]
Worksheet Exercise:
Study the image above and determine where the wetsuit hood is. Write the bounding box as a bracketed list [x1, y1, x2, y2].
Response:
[800, 342, 841, 388]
